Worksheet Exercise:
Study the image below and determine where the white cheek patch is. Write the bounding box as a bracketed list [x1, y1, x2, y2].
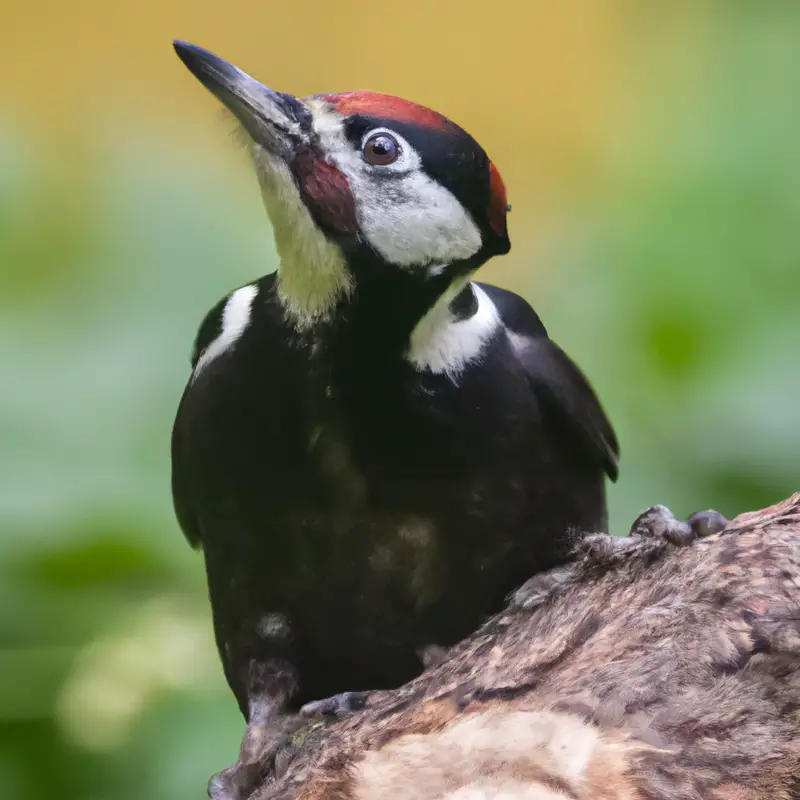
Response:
[309, 106, 483, 268]
[193, 284, 259, 377]
[408, 282, 501, 380]
[358, 171, 483, 267]
[251, 144, 352, 326]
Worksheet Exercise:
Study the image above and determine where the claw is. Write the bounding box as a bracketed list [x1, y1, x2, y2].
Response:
[629, 504, 693, 545]
[300, 690, 370, 718]
[208, 759, 265, 800]
[207, 691, 304, 799]
[686, 509, 730, 538]
[509, 564, 575, 610]
[630, 505, 730, 546]
[510, 504, 730, 613]
[417, 644, 449, 671]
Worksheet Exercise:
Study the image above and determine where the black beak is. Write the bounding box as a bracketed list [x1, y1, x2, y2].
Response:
[173, 41, 311, 156]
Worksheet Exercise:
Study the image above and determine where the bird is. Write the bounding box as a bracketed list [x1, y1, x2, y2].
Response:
[170, 41, 619, 797]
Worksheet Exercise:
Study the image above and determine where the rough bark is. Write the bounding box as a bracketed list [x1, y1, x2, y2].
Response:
[254, 494, 800, 799]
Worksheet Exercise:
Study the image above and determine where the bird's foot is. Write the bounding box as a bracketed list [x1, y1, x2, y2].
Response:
[207, 658, 307, 800]
[208, 758, 262, 800]
[576, 504, 730, 566]
[417, 643, 449, 671]
[207, 711, 310, 800]
[510, 505, 730, 610]
[628, 505, 730, 545]
[507, 564, 575, 610]
[299, 690, 371, 718]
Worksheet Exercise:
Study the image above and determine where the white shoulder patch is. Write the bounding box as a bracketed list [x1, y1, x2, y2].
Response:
[193, 284, 259, 377]
[507, 330, 531, 358]
[407, 282, 501, 380]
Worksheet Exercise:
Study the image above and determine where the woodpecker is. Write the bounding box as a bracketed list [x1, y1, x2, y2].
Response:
[171, 41, 619, 797]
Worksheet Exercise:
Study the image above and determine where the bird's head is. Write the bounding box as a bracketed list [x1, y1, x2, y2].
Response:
[174, 42, 510, 326]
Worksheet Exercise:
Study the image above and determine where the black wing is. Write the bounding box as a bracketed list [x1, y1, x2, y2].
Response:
[478, 283, 620, 481]
[171, 275, 278, 549]
[170, 291, 231, 549]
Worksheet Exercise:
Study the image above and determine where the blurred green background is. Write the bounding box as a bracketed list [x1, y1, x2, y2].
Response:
[1, 2, 798, 797]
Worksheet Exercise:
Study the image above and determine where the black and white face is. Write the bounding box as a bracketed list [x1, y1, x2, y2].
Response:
[174, 42, 510, 327]
[305, 95, 509, 269]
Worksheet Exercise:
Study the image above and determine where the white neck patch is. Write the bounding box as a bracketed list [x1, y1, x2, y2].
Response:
[251, 145, 353, 328]
[193, 283, 259, 377]
[407, 280, 501, 380]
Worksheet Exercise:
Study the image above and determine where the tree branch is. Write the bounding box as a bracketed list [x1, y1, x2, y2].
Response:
[256, 494, 800, 800]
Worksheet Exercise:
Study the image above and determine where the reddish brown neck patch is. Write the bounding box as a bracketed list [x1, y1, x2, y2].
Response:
[291, 150, 358, 237]
[321, 92, 455, 133]
[488, 162, 508, 239]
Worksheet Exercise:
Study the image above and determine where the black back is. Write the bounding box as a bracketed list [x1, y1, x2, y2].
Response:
[172, 275, 618, 712]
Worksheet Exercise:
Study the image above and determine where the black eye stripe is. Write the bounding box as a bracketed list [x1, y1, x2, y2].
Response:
[341, 113, 504, 243]
[343, 115, 381, 144]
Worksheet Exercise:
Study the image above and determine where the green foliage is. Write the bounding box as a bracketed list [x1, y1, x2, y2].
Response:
[1, 7, 798, 799]
[537, 4, 800, 527]
[0, 140, 264, 799]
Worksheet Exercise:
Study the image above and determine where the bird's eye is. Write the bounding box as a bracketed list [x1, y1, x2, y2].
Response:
[363, 132, 400, 166]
